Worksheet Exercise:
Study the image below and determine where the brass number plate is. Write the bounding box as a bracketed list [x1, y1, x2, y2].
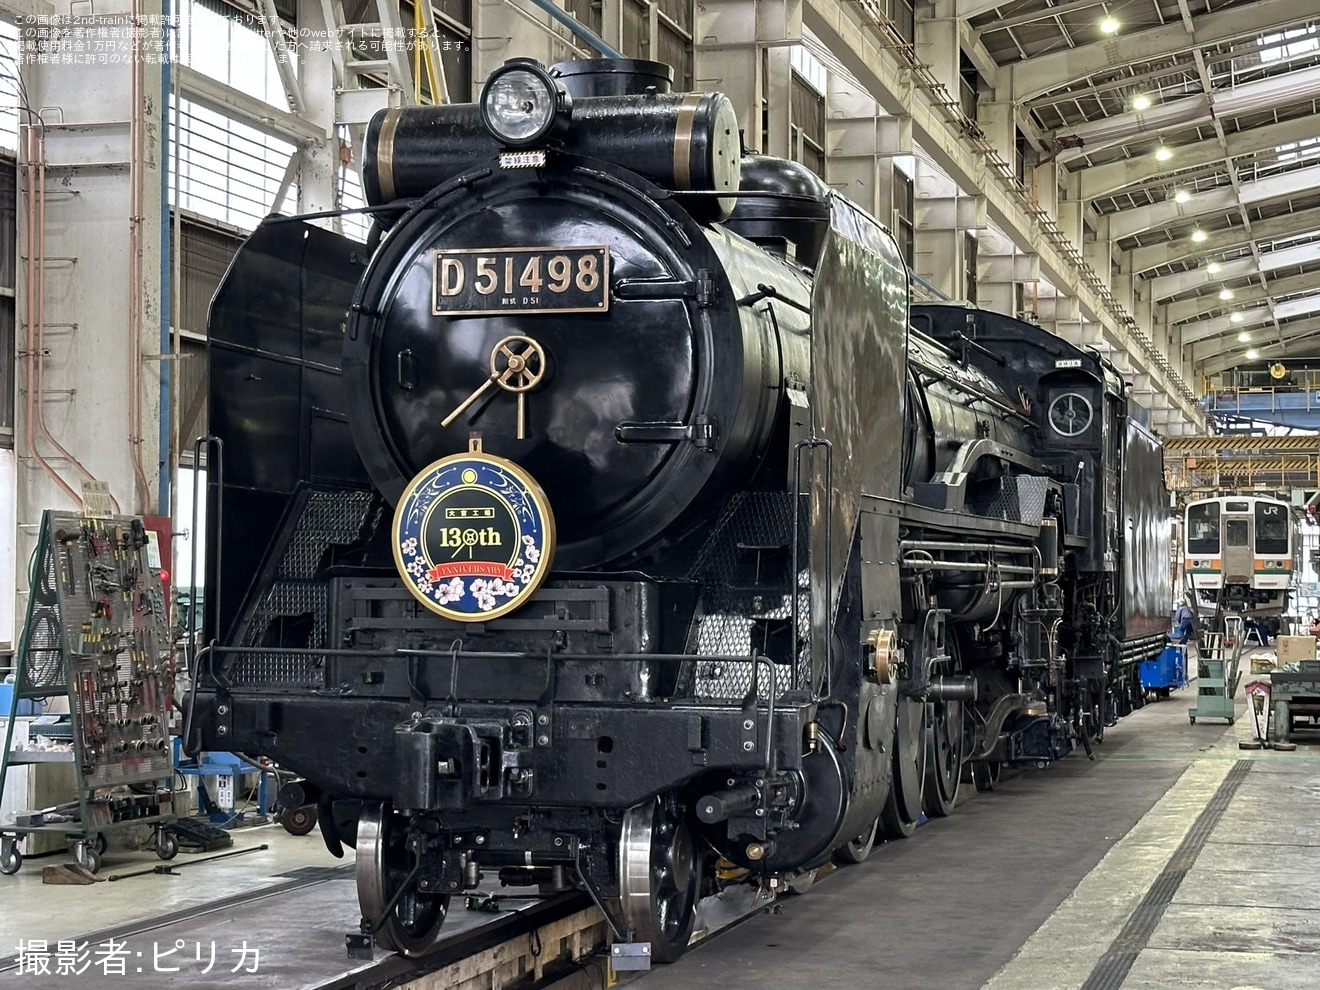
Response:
[432, 246, 610, 316]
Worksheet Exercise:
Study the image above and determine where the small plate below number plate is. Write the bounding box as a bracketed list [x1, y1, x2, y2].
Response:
[345, 933, 374, 961]
[611, 942, 652, 971]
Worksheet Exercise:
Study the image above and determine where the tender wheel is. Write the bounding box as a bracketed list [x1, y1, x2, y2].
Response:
[74, 842, 101, 874]
[833, 816, 879, 866]
[922, 696, 963, 818]
[155, 829, 179, 861]
[880, 697, 925, 838]
[619, 797, 702, 964]
[279, 805, 318, 836]
[0, 839, 21, 875]
[356, 802, 450, 957]
[972, 760, 1002, 793]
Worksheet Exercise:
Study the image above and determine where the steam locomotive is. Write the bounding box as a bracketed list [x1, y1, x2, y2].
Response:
[188, 57, 1171, 962]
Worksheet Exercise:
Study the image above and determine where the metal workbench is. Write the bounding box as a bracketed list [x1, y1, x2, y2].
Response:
[1268, 667, 1320, 744]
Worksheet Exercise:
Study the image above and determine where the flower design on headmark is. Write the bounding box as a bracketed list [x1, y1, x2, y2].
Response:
[470, 578, 498, 611]
[400, 537, 418, 556]
[434, 578, 464, 605]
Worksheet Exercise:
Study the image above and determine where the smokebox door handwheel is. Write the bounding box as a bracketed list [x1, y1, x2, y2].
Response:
[392, 438, 556, 621]
[440, 335, 548, 440]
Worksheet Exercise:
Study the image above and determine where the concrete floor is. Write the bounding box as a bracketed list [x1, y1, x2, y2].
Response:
[638, 669, 1320, 990]
[0, 822, 549, 989]
[0, 822, 342, 945]
[2, 662, 1315, 990]
[0, 824, 350, 981]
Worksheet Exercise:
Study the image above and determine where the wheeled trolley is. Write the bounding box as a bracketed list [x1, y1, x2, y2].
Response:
[1140, 645, 1188, 700]
[0, 510, 177, 875]
[1189, 627, 1241, 725]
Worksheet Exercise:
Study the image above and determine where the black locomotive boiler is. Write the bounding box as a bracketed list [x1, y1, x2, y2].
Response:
[188, 57, 1172, 961]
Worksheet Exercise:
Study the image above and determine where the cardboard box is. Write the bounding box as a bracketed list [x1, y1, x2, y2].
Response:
[1277, 635, 1316, 664]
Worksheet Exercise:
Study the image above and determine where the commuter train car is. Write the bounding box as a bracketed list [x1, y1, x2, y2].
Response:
[1184, 495, 1295, 616]
[186, 58, 1172, 962]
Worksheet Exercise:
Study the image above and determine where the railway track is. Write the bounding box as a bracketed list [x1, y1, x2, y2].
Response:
[0, 863, 607, 990]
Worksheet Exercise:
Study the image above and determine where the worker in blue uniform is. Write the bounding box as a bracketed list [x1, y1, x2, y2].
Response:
[1171, 604, 1196, 644]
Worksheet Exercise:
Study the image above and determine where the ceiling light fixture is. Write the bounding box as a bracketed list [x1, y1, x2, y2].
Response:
[1206, 261, 1222, 274]
[1219, 288, 1235, 300]
[1237, 331, 1250, 342]
[1174, 189, 1191, 204]
[1246, 348, 1260, 360]
[1155, 145, 1173, 162]
[1231, 314, 1245, 325]
[1132, 94, 1152, 111]
[1191, 229, 1208, 243]
[1100, 16, 1120, 34]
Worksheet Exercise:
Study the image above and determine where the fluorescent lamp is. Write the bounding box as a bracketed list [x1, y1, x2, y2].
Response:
[1100, 16, 1120, 34]
[1206, 261, 1222, 274]
[1191, 229, 1208, 243]
[1174, 189, 1190, 204]
[1132, 94, 1152, 111]
[1155, 146, 1173, 162]
[1231, 315, 1245, 326]
[1246, 348, 1260, 359]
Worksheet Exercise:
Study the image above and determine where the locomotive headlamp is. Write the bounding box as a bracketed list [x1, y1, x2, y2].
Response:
[481, 59, 570, 147]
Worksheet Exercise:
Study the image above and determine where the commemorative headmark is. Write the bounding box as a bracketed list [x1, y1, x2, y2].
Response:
[393, 440, 555, 621]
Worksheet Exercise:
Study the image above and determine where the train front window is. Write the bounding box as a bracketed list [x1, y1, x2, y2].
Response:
[1186, 503, 1220, 554]
[1255, 502, 1289, 555]
[1226, 519, 1249, 547]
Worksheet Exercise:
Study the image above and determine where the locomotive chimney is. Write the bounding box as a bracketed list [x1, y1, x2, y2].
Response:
[550, 58, 674, 97]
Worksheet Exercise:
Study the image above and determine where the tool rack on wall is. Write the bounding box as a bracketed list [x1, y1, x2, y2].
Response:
[0, 510, 178, 875]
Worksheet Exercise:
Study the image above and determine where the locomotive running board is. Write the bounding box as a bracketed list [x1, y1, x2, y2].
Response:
[877, 496, 1042, 540]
